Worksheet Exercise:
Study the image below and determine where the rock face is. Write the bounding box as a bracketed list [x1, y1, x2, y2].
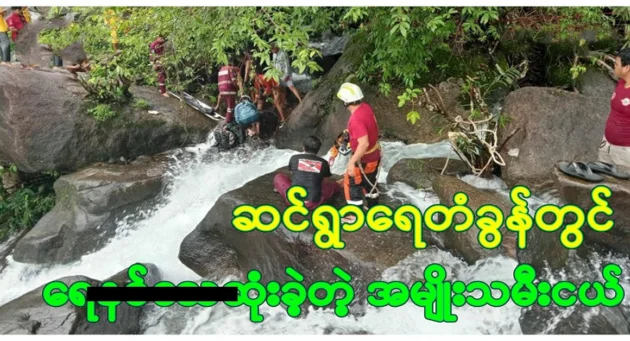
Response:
[275, 34, 452, 154]
[578, 68, 616, 99]
[431, 175, 517, 265]
[499, 87, 610, 191]
[519, 256, 630, 334]
[0, 263, 161, 334]
[12, 155, 171, 265]
[386, 157, 470, 189]
[0, 67, 213, 173]
[179, 167, 438, 308]
[552, 166, 630, 257]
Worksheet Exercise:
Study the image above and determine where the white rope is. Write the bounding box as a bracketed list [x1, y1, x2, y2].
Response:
[358, 160, 381, 199]
[447, 114, 505, 177]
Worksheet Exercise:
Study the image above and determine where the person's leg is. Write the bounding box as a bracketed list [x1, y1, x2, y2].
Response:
[0, 33, 10, 63]
[157, 68, 167, 96]
[608, 144, 630, 170]
[598, 136, 615, 165]
[342, 165, 367, 223]
[286, 79, 302, 103]
[272, 87, 286, 122]
[360, 159, 381, 209]
[273, 173, 292, 205]
[225, 95, 236, 123]
[321, 180, 341, 203]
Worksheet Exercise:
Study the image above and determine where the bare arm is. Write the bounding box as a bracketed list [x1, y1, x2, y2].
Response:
[349, 135, 369, 166]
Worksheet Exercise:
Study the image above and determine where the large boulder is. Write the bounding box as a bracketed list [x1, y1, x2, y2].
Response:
[431, 175, 517, 265]
[578, 68, 616, 99]
[275, 33, 452, 154]
[499, 87, 609, 192]
[0, 67, 213, 173]
[552, 165, 630, 257]
[179, 167, 441, 309]
[386, 157, 470, 189]
[0, 263, 161, 334]
[519, 256, 630, 334]
[12, 154, 171, 265]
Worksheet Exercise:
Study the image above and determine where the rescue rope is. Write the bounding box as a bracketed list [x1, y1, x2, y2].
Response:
[447, 114, 506, 177]
[357, 153, 382, 199]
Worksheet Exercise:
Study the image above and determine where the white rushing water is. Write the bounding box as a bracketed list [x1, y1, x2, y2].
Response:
[0, 137, 629, 334]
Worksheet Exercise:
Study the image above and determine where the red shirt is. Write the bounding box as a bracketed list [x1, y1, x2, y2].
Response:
[149, 39, 164, 57]
[347, 103, 380, 163]
[254, 74, 277, 95]
[6, 13, 25, 42]
[218, 65, 239, 95]
[604, 79, 630, 146]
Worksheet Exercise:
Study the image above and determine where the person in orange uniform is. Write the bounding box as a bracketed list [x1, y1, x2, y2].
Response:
[336, 83, 382, 223]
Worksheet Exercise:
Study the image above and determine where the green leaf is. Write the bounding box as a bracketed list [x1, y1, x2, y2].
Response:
[406, 110, 420, 124]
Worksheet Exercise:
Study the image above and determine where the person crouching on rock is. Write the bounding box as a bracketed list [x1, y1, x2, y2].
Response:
[234, 95, 261, 137]
[273, 135, 341, 210]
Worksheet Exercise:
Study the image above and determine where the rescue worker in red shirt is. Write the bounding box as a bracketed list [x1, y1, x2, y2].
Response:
[215, 56, 242, 123]
[149, 36, 168, 97]
[598, 48, 630, 168]
[6, 7, 25, 42]
[336, 83, 382, 223]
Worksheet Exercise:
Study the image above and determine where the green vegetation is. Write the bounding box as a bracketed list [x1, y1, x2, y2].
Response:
[0, 165, 57, 242]
[133, 99, 151, 110]
[87, 103, 119, 122]
[37, 7, 630, 173]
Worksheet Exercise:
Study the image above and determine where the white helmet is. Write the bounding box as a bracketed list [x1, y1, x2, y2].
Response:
[337, 83, 364, 104]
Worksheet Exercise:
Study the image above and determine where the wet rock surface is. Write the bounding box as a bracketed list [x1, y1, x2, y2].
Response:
[519, 256, 630, 334]
[431, 175, 517, 265]
[12, 154, 171, 265]
[179, 167, 439, 310]
[552, 165, 630, 258]
[386, 157, 470, 189]
[0, 263, 161, 334]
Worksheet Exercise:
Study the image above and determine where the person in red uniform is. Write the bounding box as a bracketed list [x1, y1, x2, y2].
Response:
[336, 83, 382, 223]
[149, 36, 168, 97]
[274, 135, 340, 210]
[598, 48, 630, 168]
[215, 56, 241, 123]
[6, 7, 25, 42]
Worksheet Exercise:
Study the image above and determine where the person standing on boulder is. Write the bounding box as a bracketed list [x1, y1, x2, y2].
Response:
[274, 135, 340, 210]
[336, 83, 382, 222]
[0, 8, 11, 64]
[215, 56, 241, 123]
[149, 35, 168, 97]
[598, 48, 630, 169]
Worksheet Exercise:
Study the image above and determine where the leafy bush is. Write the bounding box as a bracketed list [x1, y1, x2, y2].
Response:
[87, 103, 118, 122]
[0, 166, 57, 242]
